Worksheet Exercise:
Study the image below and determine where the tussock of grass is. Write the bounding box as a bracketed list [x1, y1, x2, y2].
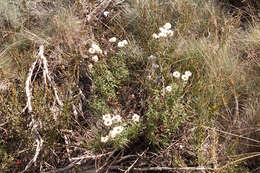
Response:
[0, 0, 260, 172]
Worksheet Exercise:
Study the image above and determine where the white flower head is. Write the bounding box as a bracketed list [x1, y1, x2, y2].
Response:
[173, 71, 181, 78]
[109, 130, 117, 139]
[88, 63, 93, 70]
[103, 11, 110, 17]
[132, 113, 140, 122]
[92, 55, 99, 62]
[113, 126, 124, 134]
[109, 126, 124, 138]
[104, 118, 112, 126]
[101, 136, 109, 143]
[118, 41, 125, 48]
[159, 27, 168, 34]
[103, 114, 112, 121]
[91, 44, 102, 54]
[165, 85, 172, 93]
[109, 37, 117, 43]
[167, 30, 174, 37]
[112, 114, 122, 123]
[163, 23, 172, 30]
[158, 32, 167, 38]
[148, 55, 157, 63]
[181, 74, 189, 81]
[184, 70, 192, 77]
[88, 47, 96, 54]
[92, 43, 102, 54]
[122, 40, 128, 45]
[152, 33, 159, 39]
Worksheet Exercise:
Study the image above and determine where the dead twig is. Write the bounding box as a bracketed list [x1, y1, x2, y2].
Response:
[124, 150, 146, 173]
[110, 166, 216, 172]
[203, 126, 260, 144]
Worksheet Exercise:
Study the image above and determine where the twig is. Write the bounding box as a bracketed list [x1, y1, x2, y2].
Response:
[96, 149, 117, 172]
[22, 58, 38, 113]
[114, 155, 137, 164]
[70, 152, 113, 161]
[219, 152, 260, 170]
[38, 45, 63, 107]
[232, 89, 239, 126]
[22, 127, 44, 173]
[87, 0, 113, 22]
[124, 150, 146, 173]
[203, 126, 260, 144]
[45, 160, 81, 173]
[22, 47, 44, 173]
[110, 166, 216, 172]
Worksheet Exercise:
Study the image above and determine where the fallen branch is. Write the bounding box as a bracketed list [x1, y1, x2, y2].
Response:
[110, 166, 216, 172]
[124, 150, 145, 173]
[22, 53, 43, 173]
[22, 45, 64, 172]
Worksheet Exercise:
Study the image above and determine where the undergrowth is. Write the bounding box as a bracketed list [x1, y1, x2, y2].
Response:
[0, 0, 260, 172]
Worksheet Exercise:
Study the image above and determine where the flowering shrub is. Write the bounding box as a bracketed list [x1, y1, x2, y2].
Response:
[99, 113, 141, 148]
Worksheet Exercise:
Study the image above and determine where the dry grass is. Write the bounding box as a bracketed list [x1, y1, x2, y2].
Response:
[0, 0, 260, 172]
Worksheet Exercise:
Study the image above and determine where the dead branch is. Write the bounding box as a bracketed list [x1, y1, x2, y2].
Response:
[110, 166, 216, 172]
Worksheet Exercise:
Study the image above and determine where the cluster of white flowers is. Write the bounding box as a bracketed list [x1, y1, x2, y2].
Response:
[109, 126, 124, 139]
[117, 40, 128, 48]
[172, 70, 192, 81]
[88, 43, 103, 63]
[100, 113, 141, 143]
[92, 55, 99, 62]
[89, 43, 102, 54]
[101, 113, 124, 142]
[107, 37, 128, 48]
[152, 23, 174, 39]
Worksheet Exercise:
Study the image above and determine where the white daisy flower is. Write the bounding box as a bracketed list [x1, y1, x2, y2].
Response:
[103, 11, 110, 17]
[118, 41, 125, 48]
[112, 114, 122, 123]
[104, 118, 113, 126]
[158, 32, 167, 38]
[113, 126, 124, 134]
[92, 44, 102, 54]
[163, 23, 172, 30]
[88, 63, 93, 70]
[103, 114, 112, 121]
[172, 71, 181, 78]
[109, 126, 124, 138]
[165, 85, 172, 93]
[101, 136, 109, 143]
[152, 33, 159, 39]
[88, 47, 96, 54]
[159, 27, 168, 34]
[109, 129, 117, 139]
[181, 74, 189, 81]
[184, 70, 192, 77]
[109, 37, 117, 43]
[92, 55, 99, 62]
[132, 113, 140, 122]
[122, 40, 128, 45]
[167, 30, 174, 37]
